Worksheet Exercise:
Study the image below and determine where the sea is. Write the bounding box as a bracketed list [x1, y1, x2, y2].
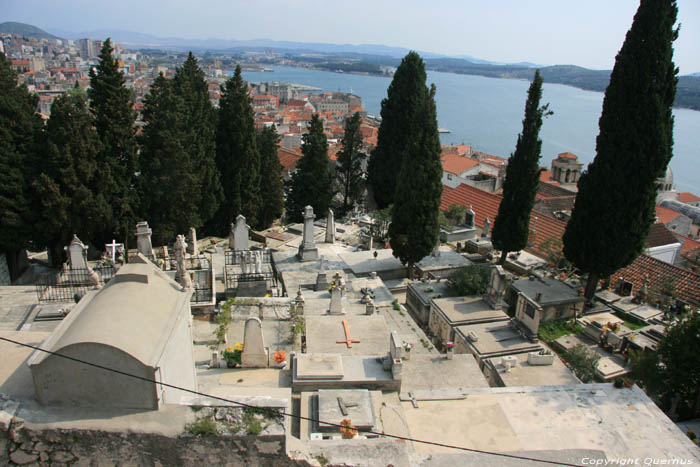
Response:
[240, 66, 700, 194]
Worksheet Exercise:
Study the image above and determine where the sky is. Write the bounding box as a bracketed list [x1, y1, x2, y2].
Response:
[3, 0, 699, 74]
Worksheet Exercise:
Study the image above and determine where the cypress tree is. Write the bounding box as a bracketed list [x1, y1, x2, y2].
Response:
[215, 65, 260, 232]
[172, 52, 222, 228]
[88, 38, 137, 244]
[563, 0, 679, 302]
[257, 124, 284, 229]
[139, 74, 201, 245]
[492, 70, 551, 265]
[368, 51, 428, 209]
[32, 92, 107, 265]
[388, 84, 442, 277]
[0, 52, 42, 277]
[286, 114, 333, 223]
[336, 112, 367, 215]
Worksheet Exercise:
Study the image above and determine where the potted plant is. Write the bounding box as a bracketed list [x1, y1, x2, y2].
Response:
[222, 342, 243, 368]
[446, 341, 455, 360]
[402, 341, 414, 360]
[273, 350, 287, 368]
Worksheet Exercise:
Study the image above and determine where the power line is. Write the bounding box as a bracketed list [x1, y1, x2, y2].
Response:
[0, 335, 583, 467]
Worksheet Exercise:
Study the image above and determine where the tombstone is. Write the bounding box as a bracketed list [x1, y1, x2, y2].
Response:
[328, 274, 347, 315]
[325, 208, 336, 243]
[105, 239, 124, 263]
[173, 234, 192, 289]
[634, 274, 649, 304]
[465, 205, 475, 229]
[365, 299, 375, 316]
[66, 234, 88, 270]
[241, 317, 268, 368]
[228, 222, 236, 248]
[233, 215, 250, 251]
[297, 205, 319, 261]
[389, 331, 405, 360]
[481, 216, 491, 238]
[135, 221, 155, 258]
[617, 278, 633, 297]
[295, 286, 305, 307]
[187, 227, 197, 255]
[315, 272, 330, 292]
[484, 265, 508, 309]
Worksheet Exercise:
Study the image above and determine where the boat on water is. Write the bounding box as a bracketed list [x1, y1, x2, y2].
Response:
[438, 128, 451, 134]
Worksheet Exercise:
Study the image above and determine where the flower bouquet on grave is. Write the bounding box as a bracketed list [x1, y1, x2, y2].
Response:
[273, 350, 287, 364]
[340, 419, 358, 439]
[223, 343, 243, 367]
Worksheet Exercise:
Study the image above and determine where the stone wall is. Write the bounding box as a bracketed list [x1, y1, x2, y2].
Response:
[1, 397, 311, 466]
[0, 254, 11, 286]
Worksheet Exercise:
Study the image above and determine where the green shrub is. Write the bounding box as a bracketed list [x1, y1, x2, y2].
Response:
[186, 415, 219, 436]
[562, 345, 600, 383]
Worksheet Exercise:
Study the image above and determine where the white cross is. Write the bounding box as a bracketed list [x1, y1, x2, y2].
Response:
[110, 239, 117, 262]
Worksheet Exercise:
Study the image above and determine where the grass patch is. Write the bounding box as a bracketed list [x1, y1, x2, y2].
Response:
[613, 311, 647, 330]
[190, 405, 204, 412]
[538, 319, 584, 344]
[186, 415, 219, 436]
[242, 407, 273, 435]
[314, 454, 329, 466]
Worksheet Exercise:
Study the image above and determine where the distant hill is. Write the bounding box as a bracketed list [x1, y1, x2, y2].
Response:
[0, 22, 61, 40]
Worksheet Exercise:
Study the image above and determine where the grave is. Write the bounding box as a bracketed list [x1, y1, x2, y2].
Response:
[325, 208, 335, 243]
[295, 353, 344, 380]
[483, 265, 509, 309]
[241, 317, 268, 368]
[66, 234, 88, 270]
[317, 389, 376, 433]
[440, 205, 477, 242]
[135, 221, 155, 258]
[233, 215, 250, 251]
[305, 315, 390, 356]
[104, 239, 124, 263]
[297, 206, 319, 262]
[328, 273, 347, 315]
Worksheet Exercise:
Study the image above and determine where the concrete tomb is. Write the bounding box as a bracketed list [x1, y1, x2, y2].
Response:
[484, 265, 508, 309]
[135, 221, 155, 258]
[295, 353, 344, 380]
[336, 319, 361, 348]
[325, 208, 336, 243]
[297, 205, 319, 261]
[317, 389, 376, 433]
[66, 234, 88, 269]
[233, 214, 250, 251]
[241, 317, 268, 368]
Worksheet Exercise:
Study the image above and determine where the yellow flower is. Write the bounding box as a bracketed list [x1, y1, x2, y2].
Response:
[226, 347, 232, 352]
[233, 343, 244, 351]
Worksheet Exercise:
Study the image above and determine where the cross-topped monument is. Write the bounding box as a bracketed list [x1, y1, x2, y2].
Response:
[336, 319, 360, 348]
[297, 205, 319, 261]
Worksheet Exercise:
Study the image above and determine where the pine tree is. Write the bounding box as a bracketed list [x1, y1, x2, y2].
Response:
[563, 0, 679, 302]
[286, 114, 333, 223]
[336, 112, 366, 215]
[172, 52, 222, 228]
[139, 74, 202, 245]
[32, 92, 107, 265]
[368, 52, 428, 209]
[88, 38, 137, 244]
[215, 65, 260, 232]
[492, 70, 551, 265]
[388, 84, 442, 277]
[257, 124, 284, 229]
[0, 53, 42, 277]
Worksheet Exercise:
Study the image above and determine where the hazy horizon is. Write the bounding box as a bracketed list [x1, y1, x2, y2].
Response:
[2, 0, 698, 74]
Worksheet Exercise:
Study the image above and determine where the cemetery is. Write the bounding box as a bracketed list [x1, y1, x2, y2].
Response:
[0, 202, 698, 466]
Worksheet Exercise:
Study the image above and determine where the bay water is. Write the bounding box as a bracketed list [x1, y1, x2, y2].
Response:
[242, 66, 699, 194]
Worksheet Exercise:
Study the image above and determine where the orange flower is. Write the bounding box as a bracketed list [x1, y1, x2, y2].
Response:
[340, 418, 357, 439]
[273, 350, 287, 363]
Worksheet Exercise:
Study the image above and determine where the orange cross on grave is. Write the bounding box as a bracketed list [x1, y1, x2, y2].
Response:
[336, 319, 360, 348]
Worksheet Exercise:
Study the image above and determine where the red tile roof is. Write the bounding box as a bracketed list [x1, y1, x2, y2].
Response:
[278, 146, 301, 171]
[539, 169, 560, 186]
[608, 254, 700, 306]
[440, 183, 567, 258]
[441, 153, 479, 175]
[558, 152, 578, 160]
[645, 223, 681, 248]
[655, 205, 681, 224]
[678, 192, 700, 204]
[673, 233, 700, 255]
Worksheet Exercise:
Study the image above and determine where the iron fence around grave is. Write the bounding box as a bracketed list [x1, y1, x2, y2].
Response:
[225, 249, 272, 266]
[36, 266, 118, 303]
[224, 271, 278, 292]
[190, 268, 214, 304]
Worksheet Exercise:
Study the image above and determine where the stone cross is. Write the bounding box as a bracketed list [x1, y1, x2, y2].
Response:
[482, 216, 491, 238]
[297, 205, 319, 261]
[173, 234, 192, 289]
[233, 215, 250, 251]
[188, 227, 197, 255]
[66, 234, 88, 270]
[135, 221, 155, 258]
[336, 319, 360, 348]
[108, 239, 117, 262]
[241, 317, 267, 368]
[325, 208, 336, 243]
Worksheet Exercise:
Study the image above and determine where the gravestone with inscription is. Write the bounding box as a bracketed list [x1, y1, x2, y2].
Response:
[241, 317, 268, 368]
[325, 208, 336, 243]
[66, 234, 88, 270]
[233, 215, 250, 251]
[135, 221, 155, 258]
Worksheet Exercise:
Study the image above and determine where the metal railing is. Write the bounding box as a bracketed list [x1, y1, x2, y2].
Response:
[35, 266, 117, 303]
